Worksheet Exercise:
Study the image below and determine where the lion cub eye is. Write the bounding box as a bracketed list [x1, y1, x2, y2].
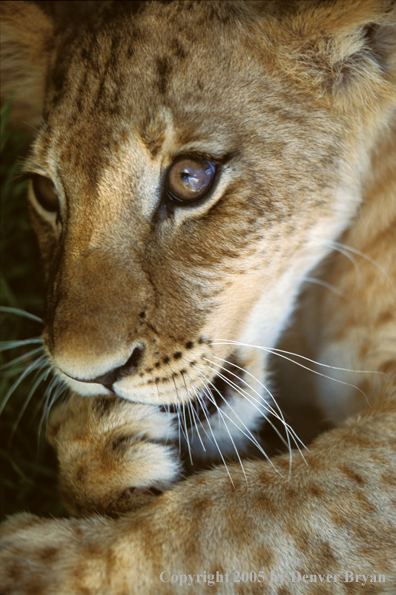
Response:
[166, 158, 215, 203]
[32, 174, 60, 213]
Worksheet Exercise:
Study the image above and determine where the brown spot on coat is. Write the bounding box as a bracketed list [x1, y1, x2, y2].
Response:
[256, 545, 274, 566]
[378, 359, 396, 374]
[258, 494, 279, 516]
[338, 465, 366, 485]
[318, 541, 338, 567]
[76, 465, 86, 483]
[156, 56, 172, 94]
[38, 546, 59, 563]
[307, 484, 324, 498]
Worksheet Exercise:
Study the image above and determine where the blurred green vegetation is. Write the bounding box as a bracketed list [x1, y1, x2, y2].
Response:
[0, 99, 67, 521]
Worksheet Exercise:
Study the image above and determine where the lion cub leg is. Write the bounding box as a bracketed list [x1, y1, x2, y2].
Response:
[47, 395, 181, 517]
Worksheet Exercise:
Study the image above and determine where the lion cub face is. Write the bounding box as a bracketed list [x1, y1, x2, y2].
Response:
[2, 0, 392, 460]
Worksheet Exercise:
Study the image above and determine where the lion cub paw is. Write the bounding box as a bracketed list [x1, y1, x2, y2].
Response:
[47, 394, 181, 517]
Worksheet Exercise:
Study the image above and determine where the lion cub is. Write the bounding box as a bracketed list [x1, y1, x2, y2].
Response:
[48, 395, 181, 517]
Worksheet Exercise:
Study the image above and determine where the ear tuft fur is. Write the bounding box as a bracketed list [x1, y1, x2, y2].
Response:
[0, 1, 55, 130]
[246, 0, 396, 106]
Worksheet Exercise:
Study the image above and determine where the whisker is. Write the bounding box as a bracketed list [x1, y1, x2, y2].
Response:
[0, 338, 43, 351]
[198, 371, 261, 451]
[183, 373, 213, 451]
[181, 372, 200, 451]
[164, 384, 181, 456]
[206, 356, 283, 424]
[303, 276, 345, 298]
[192, 385, 235, 488]
[206, 355, 305, 454]
[202, 361, 300, 475]
[218, 406, 249, 485]
[47, 381, 68, 415]
[319, 240, 360, 274]
[39, 377, 58, 428]
[267, 352, 371, 405]
[326, 240, 394, 287]
[213, 340, 379, 406]
[0, 306, 43, 323]
[203, 381, 283, 476]
[206, 360, 294, 452]
[213, 340, 387, 376]
[9, 365, 53, 445]
[192, 365, 284, 477]
[0, 346, 44, 371]
[185, 399, 194, 446]
[0, 354, 48, 415]
[181, 399, 193, 464]
[39, 375, 67, 437]
[185, 372, 218, 450]
[161, 402, 174, 448]
[188, 400, 207, 452]
[171, 375, 192, 462]
[176, 403, 182, 455]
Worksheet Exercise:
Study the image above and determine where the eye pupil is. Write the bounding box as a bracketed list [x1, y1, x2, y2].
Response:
[32, 174, 60, 213]
[167, 158, 215, 203]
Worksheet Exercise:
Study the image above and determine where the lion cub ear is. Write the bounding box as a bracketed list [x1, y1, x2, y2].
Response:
[246, 0, 396, 104]
[0, 1, 55, 130]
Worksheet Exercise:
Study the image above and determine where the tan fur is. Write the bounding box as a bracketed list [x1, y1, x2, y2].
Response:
[47, 395, 181, 517]
[0, 1, 53, 129]
[0, 0, 396, 593]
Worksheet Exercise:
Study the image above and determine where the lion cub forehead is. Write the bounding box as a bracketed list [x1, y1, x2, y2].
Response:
[42, 2, 271, 136]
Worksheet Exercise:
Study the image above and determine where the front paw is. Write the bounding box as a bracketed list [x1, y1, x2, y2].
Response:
[48, 395, 181, 517]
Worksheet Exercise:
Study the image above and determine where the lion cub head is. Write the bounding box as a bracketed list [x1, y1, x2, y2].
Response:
[1, 0, 395, 461]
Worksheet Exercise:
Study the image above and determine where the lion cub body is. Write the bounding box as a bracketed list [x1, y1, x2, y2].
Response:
[0, 1, 396, 593]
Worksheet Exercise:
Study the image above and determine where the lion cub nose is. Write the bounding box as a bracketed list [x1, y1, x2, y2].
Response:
[66, 345, 145, 389]
[90, 345, 144, 388]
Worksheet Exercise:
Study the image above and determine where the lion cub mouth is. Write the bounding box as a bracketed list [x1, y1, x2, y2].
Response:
[162, 359, 243, 430]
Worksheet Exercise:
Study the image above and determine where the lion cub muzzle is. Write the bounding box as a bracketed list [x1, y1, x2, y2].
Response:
[69, 345, 145, 390]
